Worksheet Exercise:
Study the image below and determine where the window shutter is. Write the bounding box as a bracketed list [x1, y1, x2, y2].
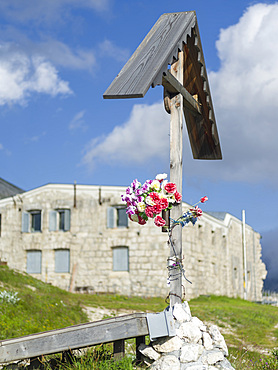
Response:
[26, 250, 42, 274]
[64, 209, 71, 231]
[55, 249, 70, 273]
[22, 212, 29, 233]
[113, 247, 129, 271]
[107, 207, 116, 228]
[49, 211, 57, 231]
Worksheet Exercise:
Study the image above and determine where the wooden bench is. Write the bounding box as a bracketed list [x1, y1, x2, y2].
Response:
[0, 313, 149, 365]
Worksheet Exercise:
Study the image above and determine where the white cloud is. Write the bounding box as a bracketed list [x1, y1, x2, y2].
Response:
[98, 40, 130, 63]
[24, 132, 46, 144]
[0, 44, 72, 106]
[206, 2, 278, 185]
[33, 40, 95, 72]
[69, 110, 87, 131]
[0, 0, 111, 23]
[82, 102, 170, 169]
[83, 3, 278, 188]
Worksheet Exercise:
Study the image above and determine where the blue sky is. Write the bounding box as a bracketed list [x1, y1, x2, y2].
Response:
[0, 0, 278, 289]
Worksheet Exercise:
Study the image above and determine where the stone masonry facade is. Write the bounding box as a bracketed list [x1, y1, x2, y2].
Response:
[0, 183, 267, 301]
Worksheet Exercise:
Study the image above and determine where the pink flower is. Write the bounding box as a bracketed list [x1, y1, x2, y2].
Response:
[200, 196, 208, 203]
[145, 206, 154, 218]
[149, 192, 160, 202]
[191, 206, 203, 217]
[152, 203, 163, 215]
[154, 215, 166, 227]
[164, 182, 177, 194]
[175, 191, 182, 203]
[160, 198, 169, 209]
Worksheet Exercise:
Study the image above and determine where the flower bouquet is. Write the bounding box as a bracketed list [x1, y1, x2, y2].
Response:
[121, 173, 207, 229]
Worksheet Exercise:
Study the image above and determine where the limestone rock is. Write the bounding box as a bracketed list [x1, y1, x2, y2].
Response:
[208, 325, 228, 356]
[181, 322, 202, 343]
[180, 362, 208, 369]
[215, 358, 235, 369]
[200, 350, 224, 365]
[191, 316, 204, 328]
[148, 302, 234, 370]
[138, 343, 160, 361]
[153, 336, 183, 353]
[176, 325, 185, 339]
[141, 355, 154, 366]
[150, 354, 181, 370]
[202, 332, 213, 350]
[180, 343, 204, 363]
[173, 302, 191, 323]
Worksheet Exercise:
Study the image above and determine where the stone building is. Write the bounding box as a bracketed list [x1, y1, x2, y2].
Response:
[0, 182, 266, 301]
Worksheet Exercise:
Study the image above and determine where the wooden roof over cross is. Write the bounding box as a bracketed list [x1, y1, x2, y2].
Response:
[103, 11, 222, 160]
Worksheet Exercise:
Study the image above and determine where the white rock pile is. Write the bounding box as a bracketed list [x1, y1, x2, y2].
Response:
[139, 302, 235, 370]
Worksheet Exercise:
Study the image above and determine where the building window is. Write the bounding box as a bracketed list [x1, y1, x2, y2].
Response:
[22, 210, 42, 233]
[49, 209, 70, 232]
[55, 249, 70, 273]
[107, 206, 128, 228]
[31, 211, 41, 232]
[113, 246, 129, 271]
[26, 250, 42, 274]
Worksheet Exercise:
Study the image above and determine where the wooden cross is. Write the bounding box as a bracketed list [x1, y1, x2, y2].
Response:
[165, 53, 184, 306]
[103, 12, 222, 307]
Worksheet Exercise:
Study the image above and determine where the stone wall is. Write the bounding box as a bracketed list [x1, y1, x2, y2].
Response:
[0, 184, 267, 301]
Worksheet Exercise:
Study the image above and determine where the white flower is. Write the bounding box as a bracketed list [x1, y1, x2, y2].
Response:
[137, 202, 146, 212]
[156, 173, 167, 181]
[145, 196, 156, 206]
[151, 180, 161, 191]
[161, 180, 168, 195]
[167, 194, 176, 203]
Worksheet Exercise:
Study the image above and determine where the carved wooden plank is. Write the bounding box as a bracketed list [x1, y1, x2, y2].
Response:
[103, 12, 196, 99]
[183, 26, 222, 159]
[0, 313, 148, 364]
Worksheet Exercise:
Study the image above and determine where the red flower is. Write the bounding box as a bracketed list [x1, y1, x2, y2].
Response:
[164, 182, 177, 194]
[138, 216, 147, 225]
[175, 191, 182, 203]
[152, 203, 163, 214]
[191, 206, 203, 217]
[154, 215, 166, 227]
[149, 192, 160, 202]
[160, 198, 169, 209]
[200, 196, 208, 203]
[145, 206, 154, 218]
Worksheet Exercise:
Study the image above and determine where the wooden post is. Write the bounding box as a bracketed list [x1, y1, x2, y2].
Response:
[135, 336, 145, 364]
[169, 51, 184, 307]
[113, 339, 125, 360]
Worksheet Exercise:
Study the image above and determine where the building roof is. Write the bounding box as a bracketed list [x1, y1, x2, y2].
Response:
[0, 178, 24, 200]
[206, 212, 227, 221]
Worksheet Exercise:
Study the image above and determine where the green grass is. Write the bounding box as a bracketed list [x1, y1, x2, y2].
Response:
[0, 265, 88, 339]
[0, 265, 278, 369]
[189, 295, 278, 350]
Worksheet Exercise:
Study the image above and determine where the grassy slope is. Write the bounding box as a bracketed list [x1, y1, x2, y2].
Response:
[0, 265, 277, 368]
